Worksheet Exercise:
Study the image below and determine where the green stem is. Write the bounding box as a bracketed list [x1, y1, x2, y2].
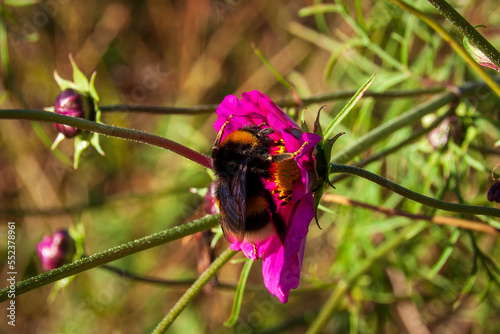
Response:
[387, 0, 500, 98]
[0, 215, 219, 303]
[0, 109, 212, 169]
[101, 264, 258, 291]
[427, 0, 500, 69]
[330, 164, 500, 218]
[306, 222, 428, 334]
[100, 104, 218, 114]
[100, 88, 443, 113]
[308, 173, 455, 333]
[331, 108, 453, 183]
[151, 247, 237, 334]
[331, 79, 490, 164]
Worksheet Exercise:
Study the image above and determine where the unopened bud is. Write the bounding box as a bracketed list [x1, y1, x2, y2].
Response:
[36, 230, 76, 272]
[54, 89, 88, 138]
[487, 180, 500, 203]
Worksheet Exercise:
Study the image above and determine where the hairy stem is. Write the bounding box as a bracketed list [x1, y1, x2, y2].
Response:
[0, 109, 212, 169]
[427, 0, 500, 69]
[152, 247, 237, 334]
[0, 215, 219, 302]
[98, 88, 445, 114]
[100, 104, 218, 114]
[306, 222, 428, 334]
[323, 194, 499, 234]
[387, 0, 500, 98]
[330, 164, 500, 218]
[332, 80, 491, 164]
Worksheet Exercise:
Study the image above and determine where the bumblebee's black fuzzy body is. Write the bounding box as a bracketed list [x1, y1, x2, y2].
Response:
[212, 125, 287, 244]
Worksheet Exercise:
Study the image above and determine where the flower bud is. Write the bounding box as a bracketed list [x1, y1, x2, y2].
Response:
[427, 117, 451, 149]
[464, 37, 499, 71]
[36, 230, 76, 272]
[54, 89, 88, 138]
[487, 181, 500, 203]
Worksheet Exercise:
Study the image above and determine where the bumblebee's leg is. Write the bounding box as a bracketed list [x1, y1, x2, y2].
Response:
[212, 115, 234, 148]
[270, 141, 309, 163]
[259, 127, 273, 135]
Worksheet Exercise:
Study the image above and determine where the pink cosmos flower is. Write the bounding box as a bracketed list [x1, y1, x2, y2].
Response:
[214, 90, 322, 303]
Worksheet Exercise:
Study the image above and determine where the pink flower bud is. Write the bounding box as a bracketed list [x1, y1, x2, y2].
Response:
[487, 180, 500, 203]
[36, 230, 76, 272]
[54, 89, 88, 138]
[464, 37, 499, 71]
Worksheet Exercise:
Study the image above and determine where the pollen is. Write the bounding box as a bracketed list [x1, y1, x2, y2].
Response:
[267, 141, 301, 205]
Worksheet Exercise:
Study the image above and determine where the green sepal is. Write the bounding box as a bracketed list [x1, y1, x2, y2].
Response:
[70, 54, 90, 92]
[54, 70, 76, 91]
[314, 106, 325, 141]
[312, 133, 344, 226]
[88, 71, 100, 102]
[69, 217, 86, 260]
[47, 276, 75, 303]
[300, 109, 311, 133]
[210, 226, 224, 249]
[50, 133, 65, 151]
[90, 132, 105, 156]
[73, 135, 90, 169]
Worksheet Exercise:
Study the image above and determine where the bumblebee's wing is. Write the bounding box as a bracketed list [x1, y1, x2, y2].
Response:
[217, 160, 247, 243]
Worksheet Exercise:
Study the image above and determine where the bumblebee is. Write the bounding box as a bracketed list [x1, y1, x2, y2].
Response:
[211, 117, 305, 245]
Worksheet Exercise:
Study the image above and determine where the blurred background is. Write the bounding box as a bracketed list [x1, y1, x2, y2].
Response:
[1, 0, 500, 333]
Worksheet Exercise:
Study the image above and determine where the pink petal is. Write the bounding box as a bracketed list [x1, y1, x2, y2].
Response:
[229, 236, 275, 260]
[282, 192, 314, 261]
[279, 236, 306, 293]
[262, 236, 289, 303]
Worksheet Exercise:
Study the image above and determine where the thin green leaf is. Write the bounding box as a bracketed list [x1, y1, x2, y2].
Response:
[4, 0, 38, 7]
[252, 44, 294, 91]
[0, 19, 10, 79]
[427, 229, 460, 279]
[312, 0, 329, 34]
[298, 4, 341, 17]
[477, 280, 492, 306]
[323, 73, 376, 139]
[224, 259, 253, 327]
[449, 142, 486, 173]
[452, 272, 476, 310]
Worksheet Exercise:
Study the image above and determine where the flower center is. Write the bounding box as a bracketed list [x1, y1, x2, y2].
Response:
[267, 141, 301, 205]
